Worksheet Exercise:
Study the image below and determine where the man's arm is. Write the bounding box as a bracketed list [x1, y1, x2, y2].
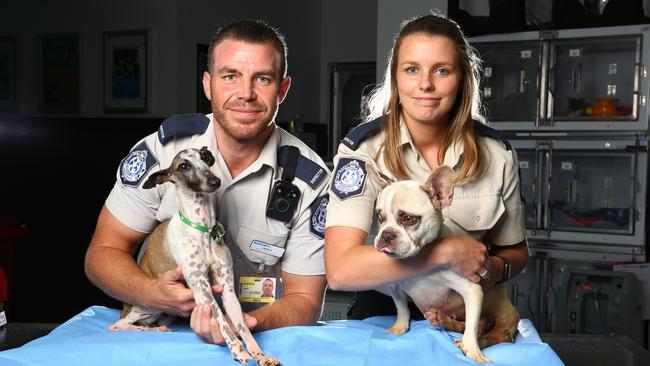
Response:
[84, 205, 196, 316]
[249, 272, 327, 331]
[191, 271, 327, 343]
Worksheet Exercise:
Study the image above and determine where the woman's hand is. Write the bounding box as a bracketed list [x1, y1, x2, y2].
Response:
[433, 236, 490, 284]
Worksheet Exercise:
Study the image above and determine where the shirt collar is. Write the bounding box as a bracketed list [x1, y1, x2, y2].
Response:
[208, 114, 281, 181]
[398, 117, 465, 169]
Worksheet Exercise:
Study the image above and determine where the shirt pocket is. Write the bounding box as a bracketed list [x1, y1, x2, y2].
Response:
[235, 224, 289, 266]
[445, 194, 505, 232]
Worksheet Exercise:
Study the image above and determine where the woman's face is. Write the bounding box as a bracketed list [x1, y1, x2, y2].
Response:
[395, 34, 461, 128]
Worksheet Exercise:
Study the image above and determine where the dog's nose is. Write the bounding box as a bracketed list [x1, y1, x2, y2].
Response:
[208, 177, 221, 190]
[381, 231, 396, 244]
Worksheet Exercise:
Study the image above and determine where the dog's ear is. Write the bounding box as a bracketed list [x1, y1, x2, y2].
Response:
[142, 169, 172, 189]
[199, 146, 215, 167]
[366, 160, 393, 191]
[424, 165, 455, 209]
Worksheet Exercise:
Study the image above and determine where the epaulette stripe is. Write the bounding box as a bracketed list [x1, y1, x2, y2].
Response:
[473, 122, 511, 151]
[341, 117, 382, 150]
[158, 113, 210, 145]
[278, 146, 327, 189]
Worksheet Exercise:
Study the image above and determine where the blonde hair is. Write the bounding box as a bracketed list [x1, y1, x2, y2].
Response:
[362, 12, 487, 182]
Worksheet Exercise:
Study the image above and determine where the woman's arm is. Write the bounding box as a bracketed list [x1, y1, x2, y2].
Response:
[324, 226, 490, 291]
[481, 240, 528, 290]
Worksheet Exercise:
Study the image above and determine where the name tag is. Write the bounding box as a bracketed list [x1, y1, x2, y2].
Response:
[250, 240, 285, 257]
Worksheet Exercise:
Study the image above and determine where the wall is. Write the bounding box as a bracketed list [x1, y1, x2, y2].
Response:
[0, 0, 378, 125]
[1, 0, 180, 117]
[320, 0, 378, 125]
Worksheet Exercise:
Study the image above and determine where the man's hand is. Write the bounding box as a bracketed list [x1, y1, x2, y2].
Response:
[190, 300, 258, 345]
[145, 266, 196, 317]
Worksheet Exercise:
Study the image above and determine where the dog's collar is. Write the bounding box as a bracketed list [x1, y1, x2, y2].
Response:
[178, 212, 225, 243]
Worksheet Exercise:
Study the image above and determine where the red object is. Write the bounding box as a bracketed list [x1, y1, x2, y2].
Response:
[0, 265, 7, 302]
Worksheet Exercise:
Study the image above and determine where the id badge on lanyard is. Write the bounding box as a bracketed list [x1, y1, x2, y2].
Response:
[238, 260, 279, 303]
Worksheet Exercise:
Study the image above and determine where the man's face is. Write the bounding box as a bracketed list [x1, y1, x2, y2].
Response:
[202, 39, 291, 144]
[262, 279, 274, 297]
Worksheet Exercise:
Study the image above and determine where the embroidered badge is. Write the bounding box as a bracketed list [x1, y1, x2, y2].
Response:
[310, 195, 328, 238]
[332, 158, 367, 199]
[120, 141, 158, 187]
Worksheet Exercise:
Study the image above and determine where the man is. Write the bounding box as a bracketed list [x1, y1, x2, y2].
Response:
[84, 19, 330, 345]
[261, 278, 275, 298]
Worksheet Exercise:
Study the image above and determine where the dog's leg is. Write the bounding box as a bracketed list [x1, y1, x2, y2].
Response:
[478, 300, 518, 349]
[108, 306, 171, 332]
[386, 284, 410, 335]
[210, 249, 280, 366]
[446, 275, 492, 363]
[183, 261, 254, 365]
[424, 308, 495, 337]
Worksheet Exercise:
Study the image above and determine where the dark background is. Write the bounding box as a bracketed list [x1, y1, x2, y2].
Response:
[1, 0, 649, 325]
[0, 117, 162, 321]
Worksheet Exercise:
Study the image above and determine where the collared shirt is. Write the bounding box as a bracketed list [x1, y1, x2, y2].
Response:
[326, 119, 526, 246]
[106, 114, 330, 275]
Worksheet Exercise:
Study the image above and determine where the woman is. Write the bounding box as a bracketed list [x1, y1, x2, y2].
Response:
[324, 13, 528, 320]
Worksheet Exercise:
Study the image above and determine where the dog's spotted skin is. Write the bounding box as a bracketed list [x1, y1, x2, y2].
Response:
[108, 146, 280, 366]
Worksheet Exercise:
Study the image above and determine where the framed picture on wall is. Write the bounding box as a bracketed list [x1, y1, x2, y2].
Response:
[104, 30, 149, 113]
[196, 43, 211, 114]
[39, 34, 79, 113]
[0, 37, 17, 113]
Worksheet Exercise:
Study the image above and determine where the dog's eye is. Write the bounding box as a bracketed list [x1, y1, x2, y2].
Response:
[402, 215, 419, 226]
[179, 163, 190, 172]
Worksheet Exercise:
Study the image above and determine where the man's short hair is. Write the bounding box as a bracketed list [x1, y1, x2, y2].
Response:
[207, 19, 288, 77]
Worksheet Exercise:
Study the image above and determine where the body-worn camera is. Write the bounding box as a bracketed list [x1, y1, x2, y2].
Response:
[266, 179, 301, 222]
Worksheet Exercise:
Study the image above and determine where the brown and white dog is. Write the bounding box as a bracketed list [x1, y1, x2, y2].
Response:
[371, 165, 519, 363]
[108, 146, 280, 366]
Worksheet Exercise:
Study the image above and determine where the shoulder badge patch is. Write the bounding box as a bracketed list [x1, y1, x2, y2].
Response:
[341, 117, 382, 150]
[157, 113, 210, 145]
[278, 146, 327, 189]
[310, 194, 328, 238]
[331, 158, 367, 200]
[119, 141, 158, 187]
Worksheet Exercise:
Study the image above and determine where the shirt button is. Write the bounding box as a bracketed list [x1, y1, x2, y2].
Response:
[474, 216, 480, 222]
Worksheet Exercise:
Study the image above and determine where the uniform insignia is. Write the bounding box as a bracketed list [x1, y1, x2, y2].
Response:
[332, 158, 367, 199]
[310, 194, 328, 238]
[278, 146, 327, 189]
[474, 121, 511, 151]
[120, 141, 158, 187]
[157, 113, 210, 145]
[341, 117, 382, 150]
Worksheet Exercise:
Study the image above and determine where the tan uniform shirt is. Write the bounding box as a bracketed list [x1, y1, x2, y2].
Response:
[326, 119, 526, 247]
[106, 113, 330, 276]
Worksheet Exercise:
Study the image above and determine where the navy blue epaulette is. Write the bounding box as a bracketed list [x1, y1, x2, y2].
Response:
[278, 145, 327, 189]
[473, 121, 511, 151]
[157, 113, 210, 145]
[341, 117, 382, 150]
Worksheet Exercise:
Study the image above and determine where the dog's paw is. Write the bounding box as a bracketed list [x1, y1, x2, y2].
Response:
[454, 339, 492, 363]
[254, 354, 281, 366]
[424, 308, 445, 327]
[386, 325, 408, 335]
